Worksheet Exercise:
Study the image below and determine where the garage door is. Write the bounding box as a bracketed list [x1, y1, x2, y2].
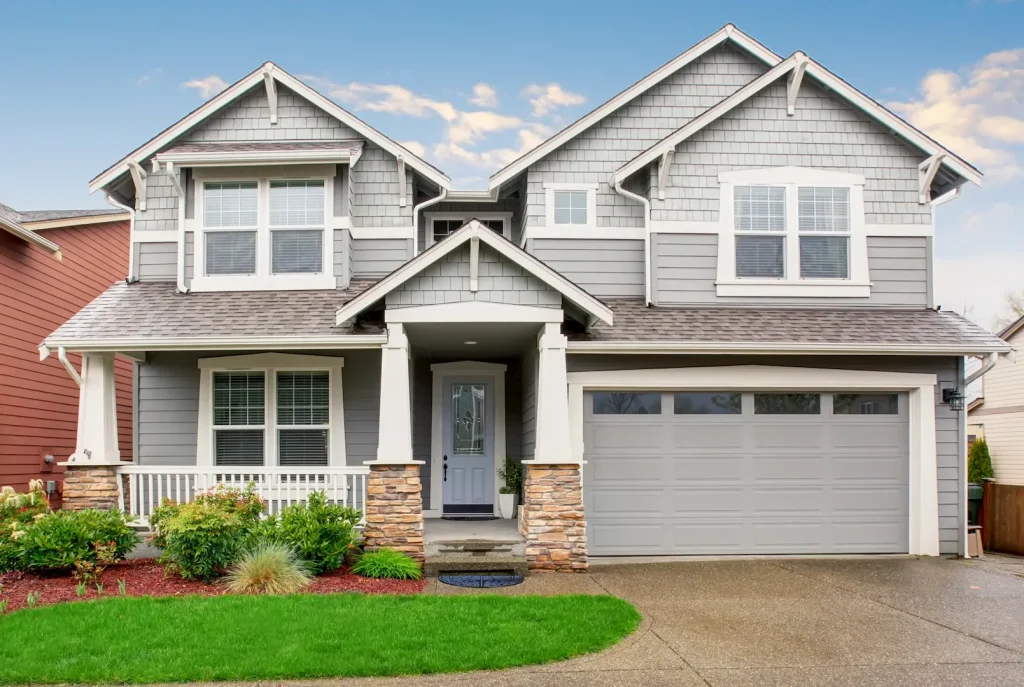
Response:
[583, 390, 909, 555]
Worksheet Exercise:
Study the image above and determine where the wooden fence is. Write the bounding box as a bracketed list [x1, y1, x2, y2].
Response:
[982, 481, 1024, 555]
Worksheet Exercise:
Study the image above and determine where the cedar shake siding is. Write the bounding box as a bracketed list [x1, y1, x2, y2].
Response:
[0, 220, 133, 496]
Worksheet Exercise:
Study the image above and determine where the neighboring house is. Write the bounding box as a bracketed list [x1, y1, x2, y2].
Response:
[968, 316, 1024, 483]
[41, 24, 1009, 566]
[0, 202, 133, 500]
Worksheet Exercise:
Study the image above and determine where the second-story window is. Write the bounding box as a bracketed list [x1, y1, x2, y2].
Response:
[270, 181, 325, 274]
[553, 190, 588, 225]
[204, 182, 259, 276]
[798, 187, 850, 279]
[734, 186, 786, 278]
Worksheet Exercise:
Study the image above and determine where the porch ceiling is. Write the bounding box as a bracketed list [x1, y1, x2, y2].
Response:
[405, 322, 541, 358]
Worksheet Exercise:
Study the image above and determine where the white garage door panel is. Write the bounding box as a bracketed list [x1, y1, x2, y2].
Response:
[584, 391, 910, 555]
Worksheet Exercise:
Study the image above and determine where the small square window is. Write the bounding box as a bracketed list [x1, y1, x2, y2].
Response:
[593, 392, 662, 415]
[553, 190, 588, 225]
[674, 393, 742, 415]
[833, 393, 899, 415]
[754, 393, 821, 415]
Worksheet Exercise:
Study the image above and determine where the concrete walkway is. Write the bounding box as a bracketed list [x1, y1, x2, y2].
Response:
[342, 557, 1024, 686]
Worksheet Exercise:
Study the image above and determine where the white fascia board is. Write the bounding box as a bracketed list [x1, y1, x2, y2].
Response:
[334, 220, 613, 326]
[23, 213, 130, 231]
[615, 55, 800, 182]
[385, 301, 564, 323]
[42, 335, 388, 353]
[154, 148, 358, 167]
[566, 340, 1012, 356]
[487, 24, 783, 191]
[1, 220, 61, 255]
[90, 63, 450, 194]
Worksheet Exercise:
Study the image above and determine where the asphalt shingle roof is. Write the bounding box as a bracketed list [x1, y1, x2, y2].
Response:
[567, 300, 1009, 353]
[1, 201, 125, 224]
[44, 280, 382, 344]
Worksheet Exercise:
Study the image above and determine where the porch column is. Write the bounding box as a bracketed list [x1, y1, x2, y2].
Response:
[521, 323, 587, 572]
[364, 323, 424, 563]
[60, 353, 127, 511]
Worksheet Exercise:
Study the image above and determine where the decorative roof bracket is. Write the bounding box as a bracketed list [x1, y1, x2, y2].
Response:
[127, 161, 148, 212]
[657, 149, 675, 200]
[787, 52, 809, 116]
[263, 67, 278, 125]
[918, 154, 946, 204]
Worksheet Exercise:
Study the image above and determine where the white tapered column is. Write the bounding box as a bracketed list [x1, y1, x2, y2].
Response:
[69, 353, 121, 465]
[374, 323, 414, 464]
[532, 322, 573, 464]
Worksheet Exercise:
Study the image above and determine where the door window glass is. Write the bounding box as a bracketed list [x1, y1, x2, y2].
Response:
[452, 384, 485, 455]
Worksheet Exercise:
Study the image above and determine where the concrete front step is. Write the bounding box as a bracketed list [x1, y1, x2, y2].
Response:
[424, 539, 528, 576]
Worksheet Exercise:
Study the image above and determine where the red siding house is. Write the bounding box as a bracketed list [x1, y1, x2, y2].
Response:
[0, 203, 133, 502]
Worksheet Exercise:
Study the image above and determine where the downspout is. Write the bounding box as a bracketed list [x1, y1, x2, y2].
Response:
[104, 192, 136, 281]
[612, 175, 652, 305]
[965, 351, 1004, 386]
[57, 346, 82, 387]
[412, 187, 448, 255]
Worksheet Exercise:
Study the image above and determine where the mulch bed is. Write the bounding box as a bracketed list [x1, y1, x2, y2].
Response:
[0, 559, 426, 613]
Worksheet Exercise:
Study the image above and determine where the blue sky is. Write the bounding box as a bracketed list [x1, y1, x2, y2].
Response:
[1, 0, 1022, 328]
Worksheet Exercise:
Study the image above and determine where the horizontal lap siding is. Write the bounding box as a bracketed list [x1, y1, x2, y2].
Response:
[567, 354, 965, 555]
[654, 234, 929, 307]
[351, 238, 411, 278]
[136, 242, 177, 281]
[529, 238, 644, 298]
[0, 222, 132, 494]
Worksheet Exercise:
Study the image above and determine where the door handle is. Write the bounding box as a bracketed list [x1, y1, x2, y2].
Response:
[443, 455, 448, 482]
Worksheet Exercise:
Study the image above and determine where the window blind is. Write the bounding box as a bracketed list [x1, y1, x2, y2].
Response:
[213, 372, 265, 466]
[276, 372, 330, 466]
[204, 182, 258, 228]
[734, 186, 785, 231]
[800, 236, 849, 279]
[271, 230, 323, 274]
[279, 430, 329, 466]
[270, 181, 325, 226]
[206, 231, 257, 276]
[736, 235, 785, 278]
[215, 430, 265, 466]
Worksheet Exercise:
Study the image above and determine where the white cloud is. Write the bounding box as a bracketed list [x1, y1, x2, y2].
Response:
[448, 111, 523, 146]
[183, 75, 229, 99]
[887, 49, 1024, 182]
[399, 140, 426, 157]
[434, 127, 551, 169]
[469, 83, 498, 108]
[137, 68, 163, 86]
[522, 83, 586, 117]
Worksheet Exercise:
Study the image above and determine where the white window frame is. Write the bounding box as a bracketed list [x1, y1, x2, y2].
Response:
[197, 353, 346, 467]
[190, 166, 337, 292]
[423, 212, 513, 248]
[544, 182, 598, 229]
[715, 167, 870, 298]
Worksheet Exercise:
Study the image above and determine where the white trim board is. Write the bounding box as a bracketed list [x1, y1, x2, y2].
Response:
[424, 212, 512, 248]
[385, 301, 563, 324]
[90, 62, 450, 194]
[334, 219, 613, 327]
[488, 23, 782, 190]
[566, 364, 941, 556]
[650, 221, 934, 238]
[23, 213, 130, 231]
[426, 361, 507, 518]
[349, 226, 414, 240]
[566, 341, 1011, 356]
[39, 335, 387, 355]
[521, 226, 646, 242]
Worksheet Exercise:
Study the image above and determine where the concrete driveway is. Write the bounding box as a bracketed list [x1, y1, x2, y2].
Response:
[332, 556, 1024, 687]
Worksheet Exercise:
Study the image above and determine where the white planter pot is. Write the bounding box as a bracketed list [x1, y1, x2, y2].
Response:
[498, 493, 517, 519]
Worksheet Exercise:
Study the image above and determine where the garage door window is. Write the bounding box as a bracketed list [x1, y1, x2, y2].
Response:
[754, 393, 820, 414]
[593, 392, 662, 415]
[834, 393, 899, 415]
[674, 392, 741, 414]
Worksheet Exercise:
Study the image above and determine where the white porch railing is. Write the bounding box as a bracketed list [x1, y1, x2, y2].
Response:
[117, 465, 370, 527]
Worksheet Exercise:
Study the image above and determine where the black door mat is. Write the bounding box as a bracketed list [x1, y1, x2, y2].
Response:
[439, 572, 524, 588]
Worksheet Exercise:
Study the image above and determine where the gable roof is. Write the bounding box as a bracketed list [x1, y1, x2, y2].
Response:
[0, 203, 61, 256]
[334, 220, 613, 326]
[613, 52, 982, 186]
[999, 314, 1024, 341]
[89, 62, 450, 194]
[487, 24, 781, 190]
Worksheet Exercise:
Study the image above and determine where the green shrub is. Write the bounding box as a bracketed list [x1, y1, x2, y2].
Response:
[224, 541, 312, 595]
[0, 482, 51, 573]
[150, 484, 264, 550]
[352, 548, 422, 580]
[252, 491, 360, 574]
[157, 503, 246, 581]
[968, 438, 995, 483]
[498, 457, 523, 496]
[17, 509, 138, 572]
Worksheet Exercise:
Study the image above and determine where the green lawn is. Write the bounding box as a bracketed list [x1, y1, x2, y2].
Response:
[0, 593, 640, 684]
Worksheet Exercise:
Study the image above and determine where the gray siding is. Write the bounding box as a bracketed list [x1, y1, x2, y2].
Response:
[521, 347, 538, 461]
[137, 353, 199, 465]
[350, 146, 414, 228]
[351, 237, 411, 278]
[134, 171, 178, 232]
[386, 242, 561, 307]
[184, 232, 194, 287]
[417, 196, 525, 253]
[411, 358, 432, 510]
[525, 44, 767, 229]
[653, 234, 929, 307]
[566, 354, 966, 556]
[340, 350, 382, 466]
[135, 242, 177, 282]
[528, 238, 644, 298]
[656, 78, 932, 225]
[333, 228, 350, 288]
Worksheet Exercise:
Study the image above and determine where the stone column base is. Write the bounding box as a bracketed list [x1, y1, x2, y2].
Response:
[61, 464, 123, 511]
[522, 464, 587, 572]
[362, 464, 424, 564]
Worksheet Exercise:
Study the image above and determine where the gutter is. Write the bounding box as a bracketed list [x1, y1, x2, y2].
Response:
[56, 346, 82, 386]
[411, 189, 448, 255]
[611, 177, 652, 305]
[567, 340, 1012, 356]
[966, 351, 1010, 386]
[40, 334, 389, 355]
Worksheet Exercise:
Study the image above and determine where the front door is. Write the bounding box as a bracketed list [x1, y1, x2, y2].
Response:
[442, 378, 494, 514]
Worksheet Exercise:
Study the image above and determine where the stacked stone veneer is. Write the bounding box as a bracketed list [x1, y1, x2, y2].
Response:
[62, 465, 123, 511]
[522, 464, 587, 572]
[362, 464, 424, 563]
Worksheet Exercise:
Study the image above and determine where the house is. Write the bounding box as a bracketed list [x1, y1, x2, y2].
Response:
[0, 202, 132, 502]
[39, 24, 1010, 568]
[968, 315, 1024, 483]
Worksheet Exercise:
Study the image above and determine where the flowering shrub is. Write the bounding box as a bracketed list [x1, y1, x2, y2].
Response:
[0, 481, 51, 573]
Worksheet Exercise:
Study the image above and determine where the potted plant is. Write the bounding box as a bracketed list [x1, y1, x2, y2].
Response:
[967, 438, 994, 525]
[497, 457, 523, 519]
